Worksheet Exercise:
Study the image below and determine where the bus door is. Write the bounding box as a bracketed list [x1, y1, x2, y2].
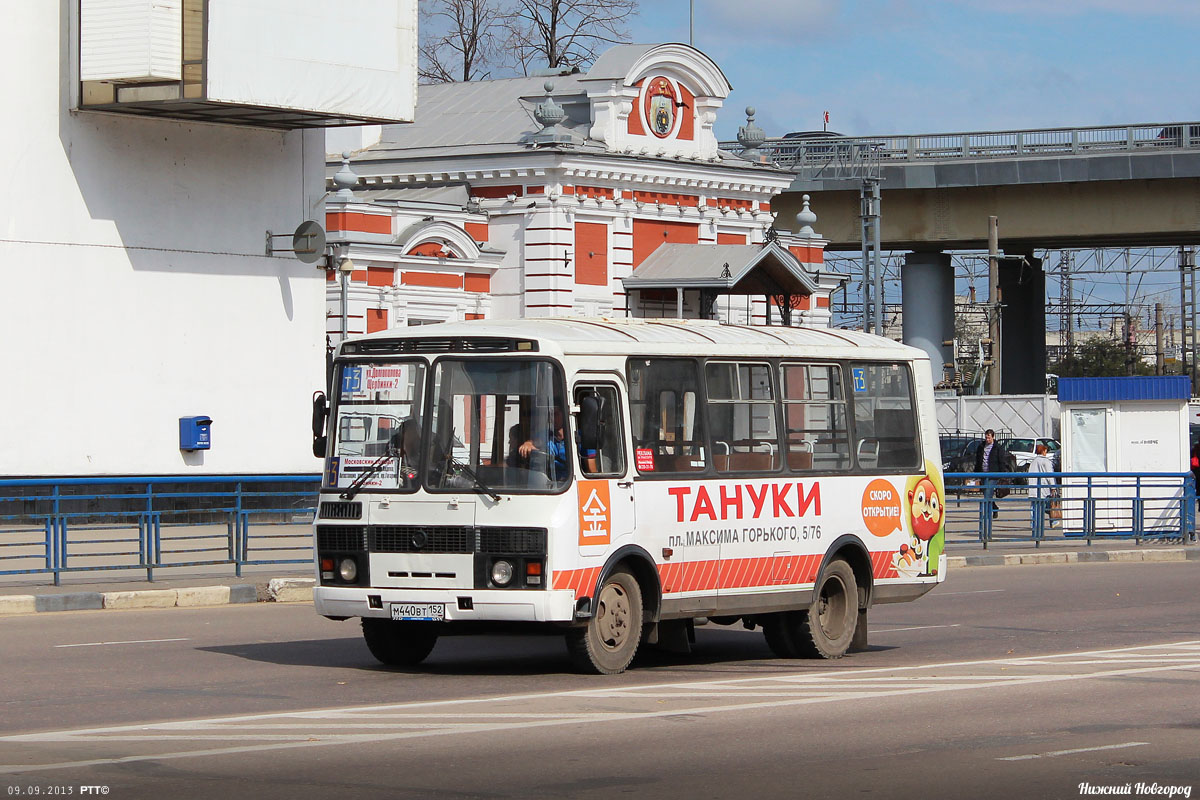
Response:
[628, 358, 718, 613]
[573, 383, 634, 551]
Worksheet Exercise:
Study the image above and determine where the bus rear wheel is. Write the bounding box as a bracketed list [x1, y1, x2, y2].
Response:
[361, 618, 439, 667]
[566, 569, 643, 675]
[762, 558, 858, 660]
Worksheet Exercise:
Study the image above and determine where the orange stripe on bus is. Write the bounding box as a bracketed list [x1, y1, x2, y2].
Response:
[556, 553, 901, 596]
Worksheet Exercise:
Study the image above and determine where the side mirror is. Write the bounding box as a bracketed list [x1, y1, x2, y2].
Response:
[577, 393, 602, 452]
[312, 391, 328, 458]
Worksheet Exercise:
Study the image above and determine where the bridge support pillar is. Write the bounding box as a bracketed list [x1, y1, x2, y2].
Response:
[1000, 254, 1046, 394]
[901, 251, 954, 387]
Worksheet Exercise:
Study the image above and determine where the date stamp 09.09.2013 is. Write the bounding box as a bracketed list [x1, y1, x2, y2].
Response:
[6, 787, 110, 796]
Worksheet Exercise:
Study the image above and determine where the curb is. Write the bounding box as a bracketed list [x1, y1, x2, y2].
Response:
[0, 578, 313, 617]
[948, 547, 1199, 569]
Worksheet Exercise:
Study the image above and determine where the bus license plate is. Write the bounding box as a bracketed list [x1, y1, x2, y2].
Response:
[391, 603, 445, 622]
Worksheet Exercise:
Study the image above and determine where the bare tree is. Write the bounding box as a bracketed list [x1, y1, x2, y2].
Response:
[419, 0, 504, 83]
[502, 0, 638, 74]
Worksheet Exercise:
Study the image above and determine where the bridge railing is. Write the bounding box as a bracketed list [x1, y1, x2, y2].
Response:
[0, 476, 320, 585]
[720, 122, 1200, 170]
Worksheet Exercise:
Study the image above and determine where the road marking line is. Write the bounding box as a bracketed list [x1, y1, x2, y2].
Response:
[55, 638, 190, 648]
[2, 652, 1199, 774]
[997, 741, 1150, 761]
[934, 589, 1006, 595]
[872, 624, 961, 633]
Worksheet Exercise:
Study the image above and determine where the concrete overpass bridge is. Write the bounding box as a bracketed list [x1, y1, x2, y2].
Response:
[731, 122, 1200, 251]
[721, 122, 1200, 394]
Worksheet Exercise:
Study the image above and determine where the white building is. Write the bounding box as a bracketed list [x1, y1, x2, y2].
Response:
[1, 1, 417, 477]
[323, 44, 846, 337]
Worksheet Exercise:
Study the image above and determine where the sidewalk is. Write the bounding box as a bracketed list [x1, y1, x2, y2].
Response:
[0, 534, 1195, 617]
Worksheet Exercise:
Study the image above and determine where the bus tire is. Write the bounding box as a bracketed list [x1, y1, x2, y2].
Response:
[361, 618, 438, 667]
[763, 559, 858, 660]
[800, 559, 859, 658]
[565, 569, 643, 675]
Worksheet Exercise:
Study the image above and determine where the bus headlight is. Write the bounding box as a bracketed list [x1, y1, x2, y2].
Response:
[491, 559, 514, 587]
[338, 557, 358, 582]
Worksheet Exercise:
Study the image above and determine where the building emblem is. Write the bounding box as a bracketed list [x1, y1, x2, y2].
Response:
[646, 77, 677, 138]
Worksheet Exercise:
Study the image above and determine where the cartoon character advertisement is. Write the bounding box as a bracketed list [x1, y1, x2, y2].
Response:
[861, 460, 945, 578]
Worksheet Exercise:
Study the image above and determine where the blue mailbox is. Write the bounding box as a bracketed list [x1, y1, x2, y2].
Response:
[179, 416, 212, 451]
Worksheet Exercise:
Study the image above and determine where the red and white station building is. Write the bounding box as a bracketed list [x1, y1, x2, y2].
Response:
[324, 43, 845, 337]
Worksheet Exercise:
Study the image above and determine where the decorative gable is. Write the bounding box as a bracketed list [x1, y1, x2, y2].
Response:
[580, 43, 730, 159]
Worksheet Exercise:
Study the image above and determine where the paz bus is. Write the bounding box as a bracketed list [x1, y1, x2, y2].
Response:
[311, 318, 947, 674]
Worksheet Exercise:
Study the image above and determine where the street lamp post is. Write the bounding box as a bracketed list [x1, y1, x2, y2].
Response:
[336, 243, 354, 342]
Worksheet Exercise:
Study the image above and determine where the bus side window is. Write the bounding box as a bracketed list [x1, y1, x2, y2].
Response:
[850, 362, 920, 472]
[627, 358, 707, 474]
[705, 361, 780, 473]
[780, 362, 851, 472]
[573, 384, 625, 478]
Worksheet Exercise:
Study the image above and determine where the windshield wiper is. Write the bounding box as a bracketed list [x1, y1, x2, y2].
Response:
[449, 455, 500, 502]
[340, 447, 397, 500]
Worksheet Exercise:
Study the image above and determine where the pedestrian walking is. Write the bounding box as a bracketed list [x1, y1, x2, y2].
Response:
[1028, 442, 1056, 529]
[973, 429, 1010, 519]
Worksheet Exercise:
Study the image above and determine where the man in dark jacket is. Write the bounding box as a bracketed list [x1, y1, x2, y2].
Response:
[974, 429, 1009, 519]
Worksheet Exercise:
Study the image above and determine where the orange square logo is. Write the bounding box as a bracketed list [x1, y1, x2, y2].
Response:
[577, 480, 611, 547]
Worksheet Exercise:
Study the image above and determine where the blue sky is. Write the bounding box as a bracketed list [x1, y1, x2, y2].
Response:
[630, 0, 1200, 141]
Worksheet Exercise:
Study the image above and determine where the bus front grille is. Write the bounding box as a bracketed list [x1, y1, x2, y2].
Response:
[362, 525, 549, 556]
[319, 501, 362, 520]
[317, 526, 368, 551]
[478, 527, 548, 555]
[371, 525, 475, 554]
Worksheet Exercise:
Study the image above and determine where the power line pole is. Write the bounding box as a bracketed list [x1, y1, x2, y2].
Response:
[1060, 250, 1074, 361]
[1155, 302, 1165, 375]
[987, 216, 1001, 394]
[1124, 248, 1134, 376]
[860, 178, 881, 334]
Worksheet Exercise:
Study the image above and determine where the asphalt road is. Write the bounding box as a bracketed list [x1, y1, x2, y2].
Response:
[2, 562, 1199, 800]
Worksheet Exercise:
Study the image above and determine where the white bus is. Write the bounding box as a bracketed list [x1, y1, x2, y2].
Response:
[311, 318, 947, 674]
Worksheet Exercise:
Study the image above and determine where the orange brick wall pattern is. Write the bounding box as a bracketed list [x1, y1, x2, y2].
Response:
[677, 86, 695, 141]
[367, 267, 394, 287]
[401, 272, 464, 289]
[717, 232, 748, 245]
[470, 185, 523, 199]
[632, 219, 698, 267]
[464, 221, 488, 242]
[626, 79, 646, 136]
[575, 222, 609, 286]
[463, 273, 491, 293]
[788, 245, 825, 265]
[366, 308, 388, 333]
[326, 212, 390, 235]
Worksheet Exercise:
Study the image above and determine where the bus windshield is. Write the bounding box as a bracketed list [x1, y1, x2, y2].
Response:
[332, 361, 427, 492]
[425, 359, 570, 494]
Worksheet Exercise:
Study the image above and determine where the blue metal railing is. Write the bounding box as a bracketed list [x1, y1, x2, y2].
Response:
[0, 476, 319, 585]
[2, 472, 1193, 585]
[944, 471, 1195, 548]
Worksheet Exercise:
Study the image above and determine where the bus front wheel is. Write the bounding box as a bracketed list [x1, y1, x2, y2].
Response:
[566, 569, 643, 675]
[763, 558, 858, 660]
[361, 618, 438, 667]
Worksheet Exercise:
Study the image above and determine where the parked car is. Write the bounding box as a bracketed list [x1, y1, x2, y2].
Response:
[939, 434, 1026, 486]
[939, 436, 988, 486]
[1004, 437, 1060, 471]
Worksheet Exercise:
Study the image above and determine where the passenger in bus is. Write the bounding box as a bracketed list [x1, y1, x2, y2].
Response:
[518, 409, 568, 477]
[506, 424, 529, 469]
